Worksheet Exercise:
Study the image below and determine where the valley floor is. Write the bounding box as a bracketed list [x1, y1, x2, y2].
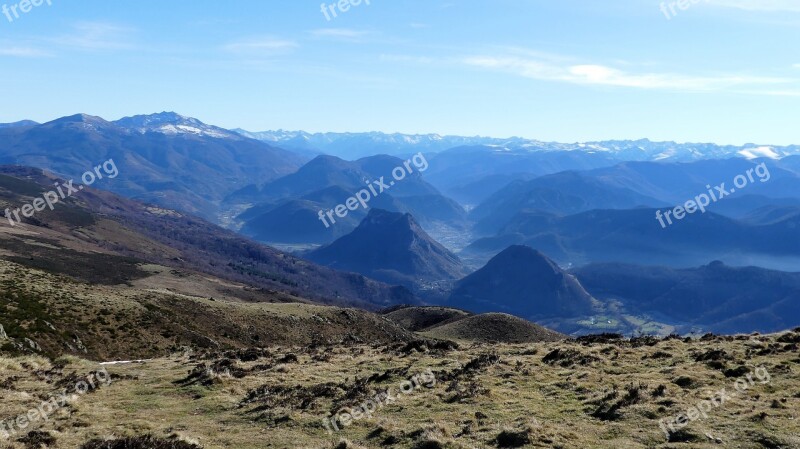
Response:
[1, 333, 799, 448]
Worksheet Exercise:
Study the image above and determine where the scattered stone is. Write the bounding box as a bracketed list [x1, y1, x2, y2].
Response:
[575, 333, 623, 345]
[277, 353, 298, 364]
[397, 339, 459, 355]
[629, 335, 660, 347]
[18, 430, 57, 449]
[412, 440, 445, 449]
[495, 429, 531, 448]
[695, 348, 729, 362]
[673, 376, 696, 388]
[668, 429, 702, 443]
[23, 337, 41, 351]
[723, 366, 750, 378]
[542, 348, 597, 367]
[80, 435, 202, 449]
[777, 333, 800, 344]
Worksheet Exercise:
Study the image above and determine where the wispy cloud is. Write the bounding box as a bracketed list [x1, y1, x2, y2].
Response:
[309, 28, 370, 41]
[0, 46, 52, 58]
[54, 22, 136, 51]
[754, 89, 800, 97]
[380, 54, 439, 64]
[222, 38, 298, 55]
[462, 52, 795, 94]
[706, 0, 800, 12]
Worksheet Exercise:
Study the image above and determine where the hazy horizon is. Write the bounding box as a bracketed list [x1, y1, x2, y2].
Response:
[4, 111, 799, 148]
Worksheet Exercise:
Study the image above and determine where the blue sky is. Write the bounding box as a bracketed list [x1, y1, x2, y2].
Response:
[1, 0, 799, 144]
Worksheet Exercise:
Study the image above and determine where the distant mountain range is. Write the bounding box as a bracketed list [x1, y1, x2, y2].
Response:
[5, 113, 800, 226]
[3, 112, 800, 337]
[236, 128, 800, 163]
[426, 148, 800, 206]
[466, 157, 800, 235]
[574, 158, 800, 204]
[469, 170, 666, 234]
[466, 207, 800, 271]
[458, 156, 800, 270]
[0, 113, 305, 222]
[236, 129, 800, 207]
[233, 129, 503, 160]
[454, 157, 800, 230]
[232, 154, 466, 244]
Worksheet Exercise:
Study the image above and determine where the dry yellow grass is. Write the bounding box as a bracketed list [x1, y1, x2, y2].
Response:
[1, 331, 799, 449]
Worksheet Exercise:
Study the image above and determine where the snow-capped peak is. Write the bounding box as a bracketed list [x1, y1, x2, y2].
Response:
[738, 146, 781, 160]
[114, 112, 240, 139]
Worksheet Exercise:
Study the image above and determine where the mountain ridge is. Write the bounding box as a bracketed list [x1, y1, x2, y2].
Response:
[0, 166, 415, 310]
[307, 209, 467, 296]
[233, 154, 466, 244]
[0, 113, 306, 222]
[237, 129, 800, 162]
[447, 245, 599, 328]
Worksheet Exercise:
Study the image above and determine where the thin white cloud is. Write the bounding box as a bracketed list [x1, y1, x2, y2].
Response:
[310, 28, 369, 39]
[756, 89, 800, 97]
[380, 54, 438, 64]
[0, 46, 51, 58]
[462, 54, 794, 93]
[308, 28, 374, 44]
[54, 22, 136, 51]
[706, 0, 800, 12]
[223, 38, 298, 55]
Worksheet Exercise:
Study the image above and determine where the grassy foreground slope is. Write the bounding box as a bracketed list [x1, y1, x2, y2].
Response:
[0, 259, 413, 360]
[1, 331, 799, 448]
